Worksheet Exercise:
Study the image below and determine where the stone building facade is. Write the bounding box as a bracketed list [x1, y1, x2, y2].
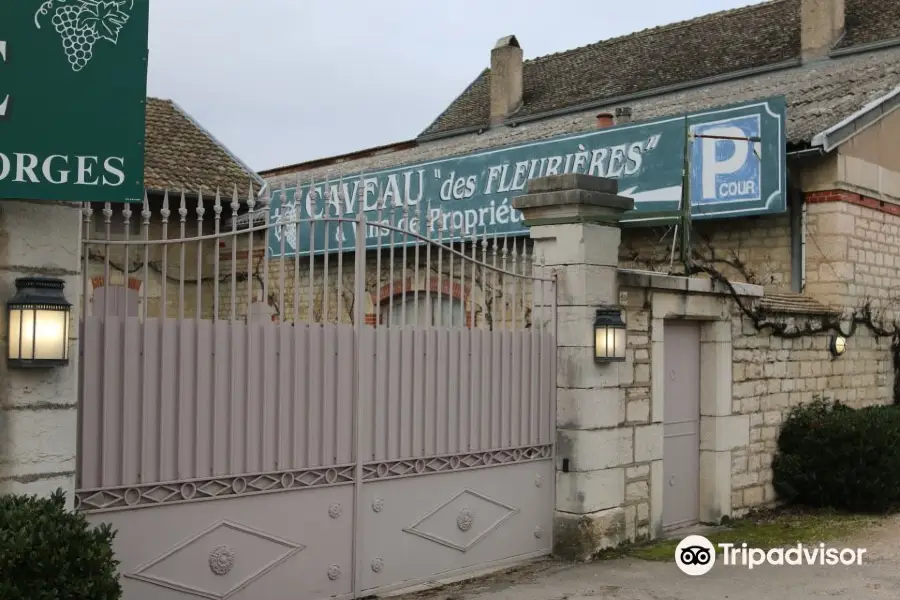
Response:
[64, 0, 900, 558]
[238, 0, 900, 551]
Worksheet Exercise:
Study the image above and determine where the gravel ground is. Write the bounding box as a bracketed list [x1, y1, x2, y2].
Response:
[392, 515, 900, 600]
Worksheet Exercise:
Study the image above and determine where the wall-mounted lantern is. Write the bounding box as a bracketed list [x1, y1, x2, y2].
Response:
[7, 277, 71, 368]
[594, 307, 626, 363]
[828, 334, 847, 359]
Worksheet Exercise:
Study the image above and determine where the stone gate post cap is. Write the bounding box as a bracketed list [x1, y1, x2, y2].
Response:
[511, 174, 634, 225]
[525, 174, 619, 195]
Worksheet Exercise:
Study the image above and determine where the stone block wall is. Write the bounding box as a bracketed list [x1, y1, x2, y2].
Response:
[619, 284, 894, 522]
[805, 192, 900, 317]
[620, 214, 793, 292]
[848, 200, 900, 305]
[0, 201, 82, 503]
[728, 314, 892, 514]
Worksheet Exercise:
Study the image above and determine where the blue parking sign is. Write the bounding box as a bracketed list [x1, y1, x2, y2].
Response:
[690, 114, 763, 207]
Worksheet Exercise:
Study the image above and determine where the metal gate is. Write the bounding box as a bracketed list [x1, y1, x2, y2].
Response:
[76, 187, 557, 599]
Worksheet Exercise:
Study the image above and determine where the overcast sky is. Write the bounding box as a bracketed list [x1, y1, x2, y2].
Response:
[147, 0, 762, 172]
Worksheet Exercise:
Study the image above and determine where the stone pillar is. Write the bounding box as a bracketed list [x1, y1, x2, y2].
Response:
[512, 174, 634, 561]
[0, 201, 82, 504]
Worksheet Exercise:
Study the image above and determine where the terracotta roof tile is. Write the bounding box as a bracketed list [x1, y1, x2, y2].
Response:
[144, 98, 261, 197]
[421, 0, 900, 139]
[758, 293, 840, 316]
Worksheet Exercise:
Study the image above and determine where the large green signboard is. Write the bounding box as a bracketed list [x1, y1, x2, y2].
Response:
[268, 97, 786, 257]
[0, 0, 149, 203]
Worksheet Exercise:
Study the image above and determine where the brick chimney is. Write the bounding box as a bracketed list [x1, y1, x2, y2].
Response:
[490, 35, 523, 125]
[596, 113, 615, 128]
[801, 0, 845, 61]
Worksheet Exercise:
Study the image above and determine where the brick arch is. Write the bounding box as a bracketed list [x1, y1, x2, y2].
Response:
[88, 276, 143, 318]
[370, 276, 473, 327]
[91, 275, 142, 291]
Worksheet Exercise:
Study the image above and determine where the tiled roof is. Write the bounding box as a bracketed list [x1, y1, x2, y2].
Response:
[609, 46, 900, 146]
[267, 45, 900, 190]
[836, 0, 900, 49]
[144, 98, 262, 197]
[421, 0, 900, 140]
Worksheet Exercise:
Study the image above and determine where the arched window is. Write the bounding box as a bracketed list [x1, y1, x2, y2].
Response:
[380, 292, 465, 327]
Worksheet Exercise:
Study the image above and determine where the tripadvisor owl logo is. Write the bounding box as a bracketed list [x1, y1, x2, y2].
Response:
[675, 535, 716, 576]
[34, 0, 134, 72]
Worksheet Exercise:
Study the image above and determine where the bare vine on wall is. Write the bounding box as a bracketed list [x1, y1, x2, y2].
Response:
[692, 258, 900, 405]
[621, 226, 778, 286]
[623, 230, 900, 405]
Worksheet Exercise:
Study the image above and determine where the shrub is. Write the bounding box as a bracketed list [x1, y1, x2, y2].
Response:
[773, 397, 900, 513]
[0, 489, 121, 600]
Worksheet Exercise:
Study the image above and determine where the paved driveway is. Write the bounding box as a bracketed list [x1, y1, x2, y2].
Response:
[394, 516, 900, 600]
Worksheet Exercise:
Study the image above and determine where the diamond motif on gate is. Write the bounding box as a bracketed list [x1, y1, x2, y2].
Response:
[248, 475, 280, 492]
[82, 490, 123, 509]
[143, 485, 181, 504]
[460, 454, 487, 468]
[426, 457, 450, 471]
[402, 489, 518, 553]
[295, 470, 325, 486]
[198, 480, 230, 498]
[125, 520, 304, 599]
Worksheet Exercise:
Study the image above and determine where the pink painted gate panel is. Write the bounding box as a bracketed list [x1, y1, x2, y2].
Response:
[79, 319, 354, 493]
[77, 201, 558, 600]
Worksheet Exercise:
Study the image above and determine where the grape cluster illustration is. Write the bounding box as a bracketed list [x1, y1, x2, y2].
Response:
[35, 0, 132, 73]
[51, 5, 98, 72]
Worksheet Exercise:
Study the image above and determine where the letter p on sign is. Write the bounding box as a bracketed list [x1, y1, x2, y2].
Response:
[692, 114, 762, 205]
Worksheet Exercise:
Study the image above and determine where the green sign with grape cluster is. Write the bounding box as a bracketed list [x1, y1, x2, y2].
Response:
[0, 1, 148, 203]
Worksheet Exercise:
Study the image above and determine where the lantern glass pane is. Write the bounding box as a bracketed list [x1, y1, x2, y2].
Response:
[8, 308, 23, 360]
[614, 328, 626, 358]
[595, 325, 608, 358]
[606, 328, 618, 357]
[32, 309, 68, 360]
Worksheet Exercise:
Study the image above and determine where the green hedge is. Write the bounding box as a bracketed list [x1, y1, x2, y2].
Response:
[773, 397, 900, 513]
[0, 489, 121, 600]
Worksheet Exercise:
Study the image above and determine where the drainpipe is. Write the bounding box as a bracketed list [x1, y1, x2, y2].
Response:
[786, 174, 807, 294]
[786, 151, 818, 292]
[801, 196, 808, 292]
